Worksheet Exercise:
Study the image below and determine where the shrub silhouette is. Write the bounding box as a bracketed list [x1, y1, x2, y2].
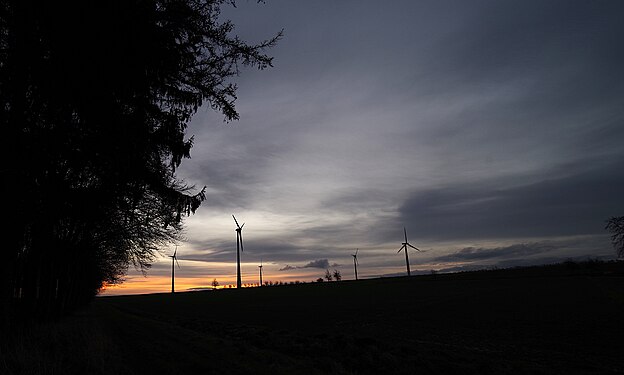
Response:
[325, 269, 333, 282]
[333, 269, 342, 281]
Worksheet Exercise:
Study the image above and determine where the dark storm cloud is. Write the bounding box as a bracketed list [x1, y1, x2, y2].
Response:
[278, 258, 339, 271]
[421, 1, 624, 81]
[399, 161, 624, 240]
[302, 259, 331, 269]
[434, 243, 556, 262]
[430, 234, 612, 270]
[227, 0, 624, 103]
[403, 1, 624, 176]
[434, 254, 612, 275]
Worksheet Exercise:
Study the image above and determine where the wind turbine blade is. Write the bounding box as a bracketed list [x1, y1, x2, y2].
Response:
[173, 247, 177, 257]
[175, 257, 180, 268]
[398, 245, 406, 253]
[240, 223, 245, 229]
[240, 233, 244, 252]
[404, 227, 408, 242]
[232, 215, 241, 228]
[355, 248, 358, 256]
[407, 243, 421, 251]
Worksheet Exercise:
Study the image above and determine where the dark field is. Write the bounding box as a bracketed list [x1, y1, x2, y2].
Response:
[3, 263, 624, 374]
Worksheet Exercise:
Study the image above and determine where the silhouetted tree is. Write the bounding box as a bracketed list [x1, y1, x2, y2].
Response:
[606, 216, 624, 259]
[1, 0, 280, 317]
[325, 269, 333, 282]
[333, 269, 342, 281]
[212, 278, 219, 290]
[316, 278, 324, 283]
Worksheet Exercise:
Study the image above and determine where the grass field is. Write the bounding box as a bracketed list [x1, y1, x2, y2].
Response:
[3, 262, 623, 374]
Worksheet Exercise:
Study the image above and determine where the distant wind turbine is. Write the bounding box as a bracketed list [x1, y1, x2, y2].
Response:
[397, 227, 421, 276]
[352, 249, 359, 281]
[169, 246, 180, 293]
[233, 215, 245, 289]
[258, 258, 264, 287]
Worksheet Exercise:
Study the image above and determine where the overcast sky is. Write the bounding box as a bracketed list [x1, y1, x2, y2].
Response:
[104, 0, 624, 295]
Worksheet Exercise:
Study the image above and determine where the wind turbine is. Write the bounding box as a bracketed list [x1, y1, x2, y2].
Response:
[352, 249, 359, 281]
[397, 227, 420, 276]
[169, 246, 180, 293]
[258, 258, 263, 287]
[233, 215, 245, 289]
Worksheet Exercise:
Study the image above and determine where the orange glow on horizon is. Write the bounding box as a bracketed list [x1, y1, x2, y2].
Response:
[100, 276, 234, 296]
[98, 273, 316, 296]
[97, 257, 347, 295]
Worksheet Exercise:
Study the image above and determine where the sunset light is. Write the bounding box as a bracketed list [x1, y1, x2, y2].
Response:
[4, 0, 623, 373]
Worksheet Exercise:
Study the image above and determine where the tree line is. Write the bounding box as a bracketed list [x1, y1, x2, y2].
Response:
[0, 0, 280, 318]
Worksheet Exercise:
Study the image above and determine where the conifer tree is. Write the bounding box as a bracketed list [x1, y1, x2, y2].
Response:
[0, 0, 280, 316]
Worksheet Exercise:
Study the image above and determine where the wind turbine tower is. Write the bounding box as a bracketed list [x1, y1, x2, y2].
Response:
[233, 215, 245, 288]
[258, 259, 264, 286]
[352, 249, 359, 281]
[397, 227, 421, 276]
[169, 246, 180, 293]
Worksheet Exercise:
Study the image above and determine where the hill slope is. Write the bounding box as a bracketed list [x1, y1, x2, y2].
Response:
[3, 263, 623, 374]
[96, 266, 623, 374]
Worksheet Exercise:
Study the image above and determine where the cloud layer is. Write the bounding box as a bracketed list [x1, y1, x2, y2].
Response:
[279, 259, 340, 271]
[108, 0, 624, 294]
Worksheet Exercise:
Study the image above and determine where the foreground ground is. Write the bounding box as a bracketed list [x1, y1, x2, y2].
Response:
[3, 262, 623, 374]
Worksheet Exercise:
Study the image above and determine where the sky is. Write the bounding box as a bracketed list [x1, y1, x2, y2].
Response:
[102, 0, 624, 295]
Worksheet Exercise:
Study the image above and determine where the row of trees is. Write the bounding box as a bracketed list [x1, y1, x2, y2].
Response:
[211, 280, 309, 289]
[1, 0, 280, 318]
[318, 269, 342, 282]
